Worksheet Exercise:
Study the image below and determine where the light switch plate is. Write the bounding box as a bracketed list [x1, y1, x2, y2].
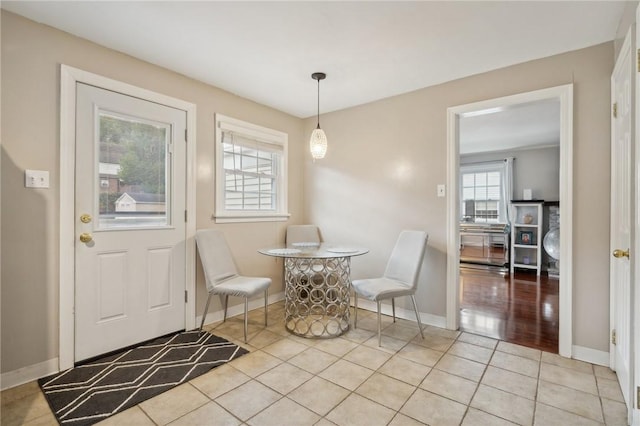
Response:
[25, 169, 50, 188]
[437, 184, 445, 197]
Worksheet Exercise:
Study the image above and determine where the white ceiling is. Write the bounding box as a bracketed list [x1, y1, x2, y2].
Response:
[2, 1, 627, 119]
[459, 99, 561, 154]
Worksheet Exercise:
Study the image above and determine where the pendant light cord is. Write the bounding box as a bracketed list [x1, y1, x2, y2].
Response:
[316, 78, 321, 129]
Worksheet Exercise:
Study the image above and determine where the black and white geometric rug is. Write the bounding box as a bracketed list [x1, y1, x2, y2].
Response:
[38, 330, 248, 425]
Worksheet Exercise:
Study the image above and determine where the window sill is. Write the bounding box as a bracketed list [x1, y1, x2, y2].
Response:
[213, 212, 291, 224]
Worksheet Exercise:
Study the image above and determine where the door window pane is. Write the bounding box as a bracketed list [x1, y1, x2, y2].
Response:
[98, 112, 170, 229]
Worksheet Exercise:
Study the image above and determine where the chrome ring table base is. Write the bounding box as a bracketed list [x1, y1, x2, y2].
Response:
[284, 257, 351, 338]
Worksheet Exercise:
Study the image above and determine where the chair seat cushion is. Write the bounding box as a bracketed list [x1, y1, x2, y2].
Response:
[213, 275, 271, 298]
[351, 277, 413, 301]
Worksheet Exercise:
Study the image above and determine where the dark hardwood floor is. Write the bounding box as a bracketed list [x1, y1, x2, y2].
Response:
[459, 267, 559, 353]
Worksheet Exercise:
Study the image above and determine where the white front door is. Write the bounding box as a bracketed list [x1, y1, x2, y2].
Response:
[610, 27, 634, 413]
[75, 83, 187, 361]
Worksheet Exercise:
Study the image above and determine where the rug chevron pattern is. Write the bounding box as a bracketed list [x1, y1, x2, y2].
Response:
[38, 330, 248, 425]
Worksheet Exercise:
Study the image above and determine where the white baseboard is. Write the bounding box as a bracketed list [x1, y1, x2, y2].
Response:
[353, 298, 447, 329]
[572, 345, 610, 367]
[197, 291, 285, 329]
[1, 358, 59, 391]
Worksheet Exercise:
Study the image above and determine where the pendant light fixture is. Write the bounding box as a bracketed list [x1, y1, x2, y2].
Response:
[309, 72, 327, 160]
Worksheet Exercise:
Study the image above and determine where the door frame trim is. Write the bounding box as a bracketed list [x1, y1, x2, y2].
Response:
[445, 84, 574, 357]
[59, 65, 197, 370]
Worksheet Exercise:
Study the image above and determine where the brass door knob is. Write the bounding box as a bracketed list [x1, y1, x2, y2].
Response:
[613, 249, 630, 259]
[79, 233, 93, 243]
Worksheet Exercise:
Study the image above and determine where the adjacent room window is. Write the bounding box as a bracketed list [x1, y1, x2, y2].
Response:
[215, 114, 289, 223]
[460, 160, 511, 223]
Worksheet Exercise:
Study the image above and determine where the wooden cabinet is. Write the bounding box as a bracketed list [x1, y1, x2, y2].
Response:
[510, 201, 543, 275]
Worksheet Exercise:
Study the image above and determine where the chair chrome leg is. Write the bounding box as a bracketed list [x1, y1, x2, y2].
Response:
[377, 300, 382, 347]
[243, 298, 249, 343]
[392, 298, 396, 323]
[354, 292, 359, 329]
[411, 295, 424, 339]
[200, 293, 213, 331]
[223, 295, 229, 322]
[264, 289, 269, 326]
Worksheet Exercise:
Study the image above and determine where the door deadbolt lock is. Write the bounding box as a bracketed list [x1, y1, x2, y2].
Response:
[80, 213, 92, 224]
[79, 233, 93, 243]
[613, 248, 630, 259]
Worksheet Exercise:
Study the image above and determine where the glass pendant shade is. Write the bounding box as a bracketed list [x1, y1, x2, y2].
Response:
[310, 72, 328, 160]
[310, 127, 327, 160]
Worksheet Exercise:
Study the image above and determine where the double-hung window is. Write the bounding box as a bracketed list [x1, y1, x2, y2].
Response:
[460, 160, 511, 224]
[215, 114, 289, 223]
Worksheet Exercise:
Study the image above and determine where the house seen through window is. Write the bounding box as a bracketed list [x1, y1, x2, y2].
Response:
[98, 112, 170, 229]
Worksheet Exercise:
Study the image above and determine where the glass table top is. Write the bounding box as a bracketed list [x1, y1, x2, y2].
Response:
[258, 243, 369, 258]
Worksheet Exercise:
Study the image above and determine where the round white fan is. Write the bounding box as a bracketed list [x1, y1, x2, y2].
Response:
[543, 227, 560, 277]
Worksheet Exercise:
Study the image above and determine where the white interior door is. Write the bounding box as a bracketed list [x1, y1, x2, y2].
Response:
[75, 83, 187, 361]
[610, 27, 634, 413]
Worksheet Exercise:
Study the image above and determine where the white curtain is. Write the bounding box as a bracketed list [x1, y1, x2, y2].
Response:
[502, 157, 514, 224]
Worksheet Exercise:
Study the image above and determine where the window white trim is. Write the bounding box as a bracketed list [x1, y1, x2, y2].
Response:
[214, 114, 289, 223]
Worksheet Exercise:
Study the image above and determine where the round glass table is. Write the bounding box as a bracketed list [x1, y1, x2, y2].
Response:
[259, 243, 368, 338]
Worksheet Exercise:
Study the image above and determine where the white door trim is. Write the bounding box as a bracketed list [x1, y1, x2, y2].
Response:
[59, 65, 197, 370]
[445, 84, 574, 357]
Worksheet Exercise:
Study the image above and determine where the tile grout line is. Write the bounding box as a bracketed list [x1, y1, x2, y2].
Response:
[313, 315, 433, 425]
[244, 325, 388, 424]
[187, 378, 245, 425]
[317, 322, 408, 424]
[374, 322, 435, 425]
[455, 330, 495, 425]
[532, 344, 542, 426]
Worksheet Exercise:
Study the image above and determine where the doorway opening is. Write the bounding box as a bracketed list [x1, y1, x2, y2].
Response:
[446, 85, 573, 357]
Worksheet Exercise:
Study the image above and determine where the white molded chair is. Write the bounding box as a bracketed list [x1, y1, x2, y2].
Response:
[286, 225, 321, 245]
[196, 229, 271, 343]
[352, 230, 429, 346]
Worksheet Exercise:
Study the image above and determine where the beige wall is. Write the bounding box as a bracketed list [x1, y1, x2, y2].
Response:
[1, 11, 304, 374]
[304, 42, 613, 352]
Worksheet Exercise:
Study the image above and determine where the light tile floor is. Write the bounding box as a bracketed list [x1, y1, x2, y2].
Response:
[1, 301, 628, 425]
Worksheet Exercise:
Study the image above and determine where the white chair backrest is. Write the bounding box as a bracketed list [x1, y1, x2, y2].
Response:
[195, 229, 239, 292]
[383, 230, 429, 288]
[286, 225, 321, 245]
